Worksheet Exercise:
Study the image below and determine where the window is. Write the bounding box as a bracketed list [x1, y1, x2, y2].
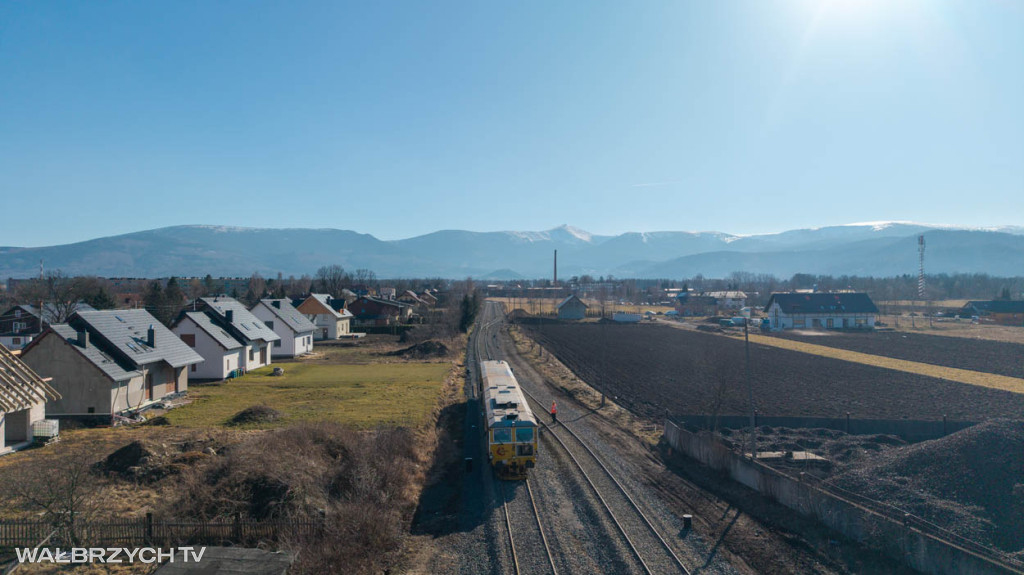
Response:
[14, 309, 21, 318]
[249, 348, 255, 361]
[274, 340, 281, 348]
[515, 428, 535, 442]
[191, 364, 197, 372]
[13, 321, 25, 332]
[793, 318, 805, 327]
[492, 429, 512, 443]
[180, 333, 196, 347]
[855, 318, 867, 326]
[12, 337, 20, 345]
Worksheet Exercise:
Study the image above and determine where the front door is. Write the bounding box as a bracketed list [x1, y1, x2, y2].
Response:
[145, 372, 154, 401]
[260, 346, 267, 365]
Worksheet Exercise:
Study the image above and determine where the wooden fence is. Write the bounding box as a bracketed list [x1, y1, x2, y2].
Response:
[0, 515, 318, 551]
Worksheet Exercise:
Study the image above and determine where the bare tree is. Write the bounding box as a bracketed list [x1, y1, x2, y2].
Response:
[16, 271, 84, 323]
[1, 446, 104, 544]
[353, 268, 377, 287]
[316, 265, 348, 296]
[245, 272, 267, 306]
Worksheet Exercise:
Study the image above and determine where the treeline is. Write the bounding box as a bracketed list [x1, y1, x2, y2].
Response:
[500, 272, 1024, 307]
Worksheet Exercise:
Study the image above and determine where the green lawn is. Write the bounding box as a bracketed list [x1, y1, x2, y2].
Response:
[164, 361, 451, 429]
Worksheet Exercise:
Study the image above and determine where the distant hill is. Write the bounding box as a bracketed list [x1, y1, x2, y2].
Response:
[1, 223, 1022, 279]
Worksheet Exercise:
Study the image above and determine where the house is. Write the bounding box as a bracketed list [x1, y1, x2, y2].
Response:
[348, 296, 413, 327]
[250, 299, 316, 358]
[379, 287, 397, 300]
[705, 291, 747, 310]
[961, 300, 1024, 326]
[0, 303, 97, 351]
[0, 305, 44, 351]
[295, 294, 352, 340]
[172, 297, 280, 380]
[21, 309, 202, 418]
[1, 345, 60, 454]
[764, 292, 878, 331]
[418, 291, 438, 306]
[397, 290, 427, 307]
[675, 294, 719, 316]
[557, 295, 588, 320]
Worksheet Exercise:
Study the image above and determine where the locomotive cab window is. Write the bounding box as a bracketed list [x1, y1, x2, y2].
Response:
[493, 428, 512, 443]
[515, 428, 534, 442]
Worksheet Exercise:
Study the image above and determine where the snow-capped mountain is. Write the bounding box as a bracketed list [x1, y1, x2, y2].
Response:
[0, 222, 1021, 279]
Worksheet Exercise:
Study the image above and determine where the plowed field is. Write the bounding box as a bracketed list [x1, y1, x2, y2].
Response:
[772, 330, 1024, 378]
[521, 323, 1024, 421]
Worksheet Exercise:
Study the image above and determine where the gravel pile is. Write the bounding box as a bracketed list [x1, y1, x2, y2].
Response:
[720, 426, 907, 469]
[830, 419, 1024, 554]
[390, 340, 450, 359]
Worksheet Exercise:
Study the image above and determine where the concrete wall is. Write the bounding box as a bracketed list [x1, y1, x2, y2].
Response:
[663, 421, 1023, 575]
[1, 402, 44, 448]
[677, 414, 975, 442]
[109, 362, 179, 413]
[22, 332, 118, 416]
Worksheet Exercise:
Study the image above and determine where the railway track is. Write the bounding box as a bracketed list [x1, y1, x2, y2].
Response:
[475, 304, 557, 575]
[524, 389, 691, 575]
[475, 302, 691, 575]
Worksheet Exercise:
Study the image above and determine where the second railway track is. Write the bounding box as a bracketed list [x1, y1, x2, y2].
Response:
[476, 301, 692, 575]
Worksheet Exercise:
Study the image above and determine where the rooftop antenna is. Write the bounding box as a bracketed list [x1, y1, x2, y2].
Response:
[918, 235, 926, 299]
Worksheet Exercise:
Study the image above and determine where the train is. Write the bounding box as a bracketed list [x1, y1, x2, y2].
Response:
[481, 360, 538, 479]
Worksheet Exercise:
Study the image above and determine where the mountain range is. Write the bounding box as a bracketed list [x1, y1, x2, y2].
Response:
[1, 222, 1023, 280]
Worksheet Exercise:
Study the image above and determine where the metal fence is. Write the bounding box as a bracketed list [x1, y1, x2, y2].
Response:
[0, 515, 318, 551]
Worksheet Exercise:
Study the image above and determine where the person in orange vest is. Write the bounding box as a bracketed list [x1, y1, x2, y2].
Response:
[550, 401, 558, 424]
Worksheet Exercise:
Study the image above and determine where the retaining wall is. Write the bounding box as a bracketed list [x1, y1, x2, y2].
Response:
[663, 420, 1023, 575]
[675, 414, 975, 442]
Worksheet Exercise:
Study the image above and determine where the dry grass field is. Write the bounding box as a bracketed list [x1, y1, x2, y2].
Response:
[735, 332, 1024, 394]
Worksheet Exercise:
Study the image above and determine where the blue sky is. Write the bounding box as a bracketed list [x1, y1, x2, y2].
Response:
[1, 1, 1022, 246]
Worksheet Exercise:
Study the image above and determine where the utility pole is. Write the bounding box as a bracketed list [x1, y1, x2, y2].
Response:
[745, 320, 756, 460]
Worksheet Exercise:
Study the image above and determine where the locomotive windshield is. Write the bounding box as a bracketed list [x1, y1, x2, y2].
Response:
[515, 428, 534, 442]
[493, 429, 512, 443]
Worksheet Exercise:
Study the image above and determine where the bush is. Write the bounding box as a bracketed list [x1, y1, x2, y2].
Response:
[229, 405, 283, 426]
[166, 423, 421, 574]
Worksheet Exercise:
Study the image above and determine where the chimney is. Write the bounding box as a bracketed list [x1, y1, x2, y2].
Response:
[77, 329, 89, 348]
[225, 309, 234, 323]
[272, 301, 281, 309]
[554, 249, 558, 286]
[147, 325, 156, 347]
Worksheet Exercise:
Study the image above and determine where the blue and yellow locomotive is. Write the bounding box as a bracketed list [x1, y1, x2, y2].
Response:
[481, 360, 538, 479]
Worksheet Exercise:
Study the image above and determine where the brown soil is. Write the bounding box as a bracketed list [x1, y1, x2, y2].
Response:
[521, 322, 1024, 421]
[771, 330, 1024, 378]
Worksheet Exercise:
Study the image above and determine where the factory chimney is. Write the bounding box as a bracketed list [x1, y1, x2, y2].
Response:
[554, 249, 558, 286]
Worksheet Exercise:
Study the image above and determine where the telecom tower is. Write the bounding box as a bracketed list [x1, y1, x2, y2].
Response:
[918, 235, 926, 299]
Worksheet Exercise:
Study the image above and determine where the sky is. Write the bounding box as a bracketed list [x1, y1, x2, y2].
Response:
[1, 1, 1022, 247]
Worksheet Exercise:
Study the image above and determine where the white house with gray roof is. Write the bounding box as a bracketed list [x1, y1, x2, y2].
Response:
[250, 299, 316, 358]
[20, 309, 202, 418]
[172, 296, 280, 380]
